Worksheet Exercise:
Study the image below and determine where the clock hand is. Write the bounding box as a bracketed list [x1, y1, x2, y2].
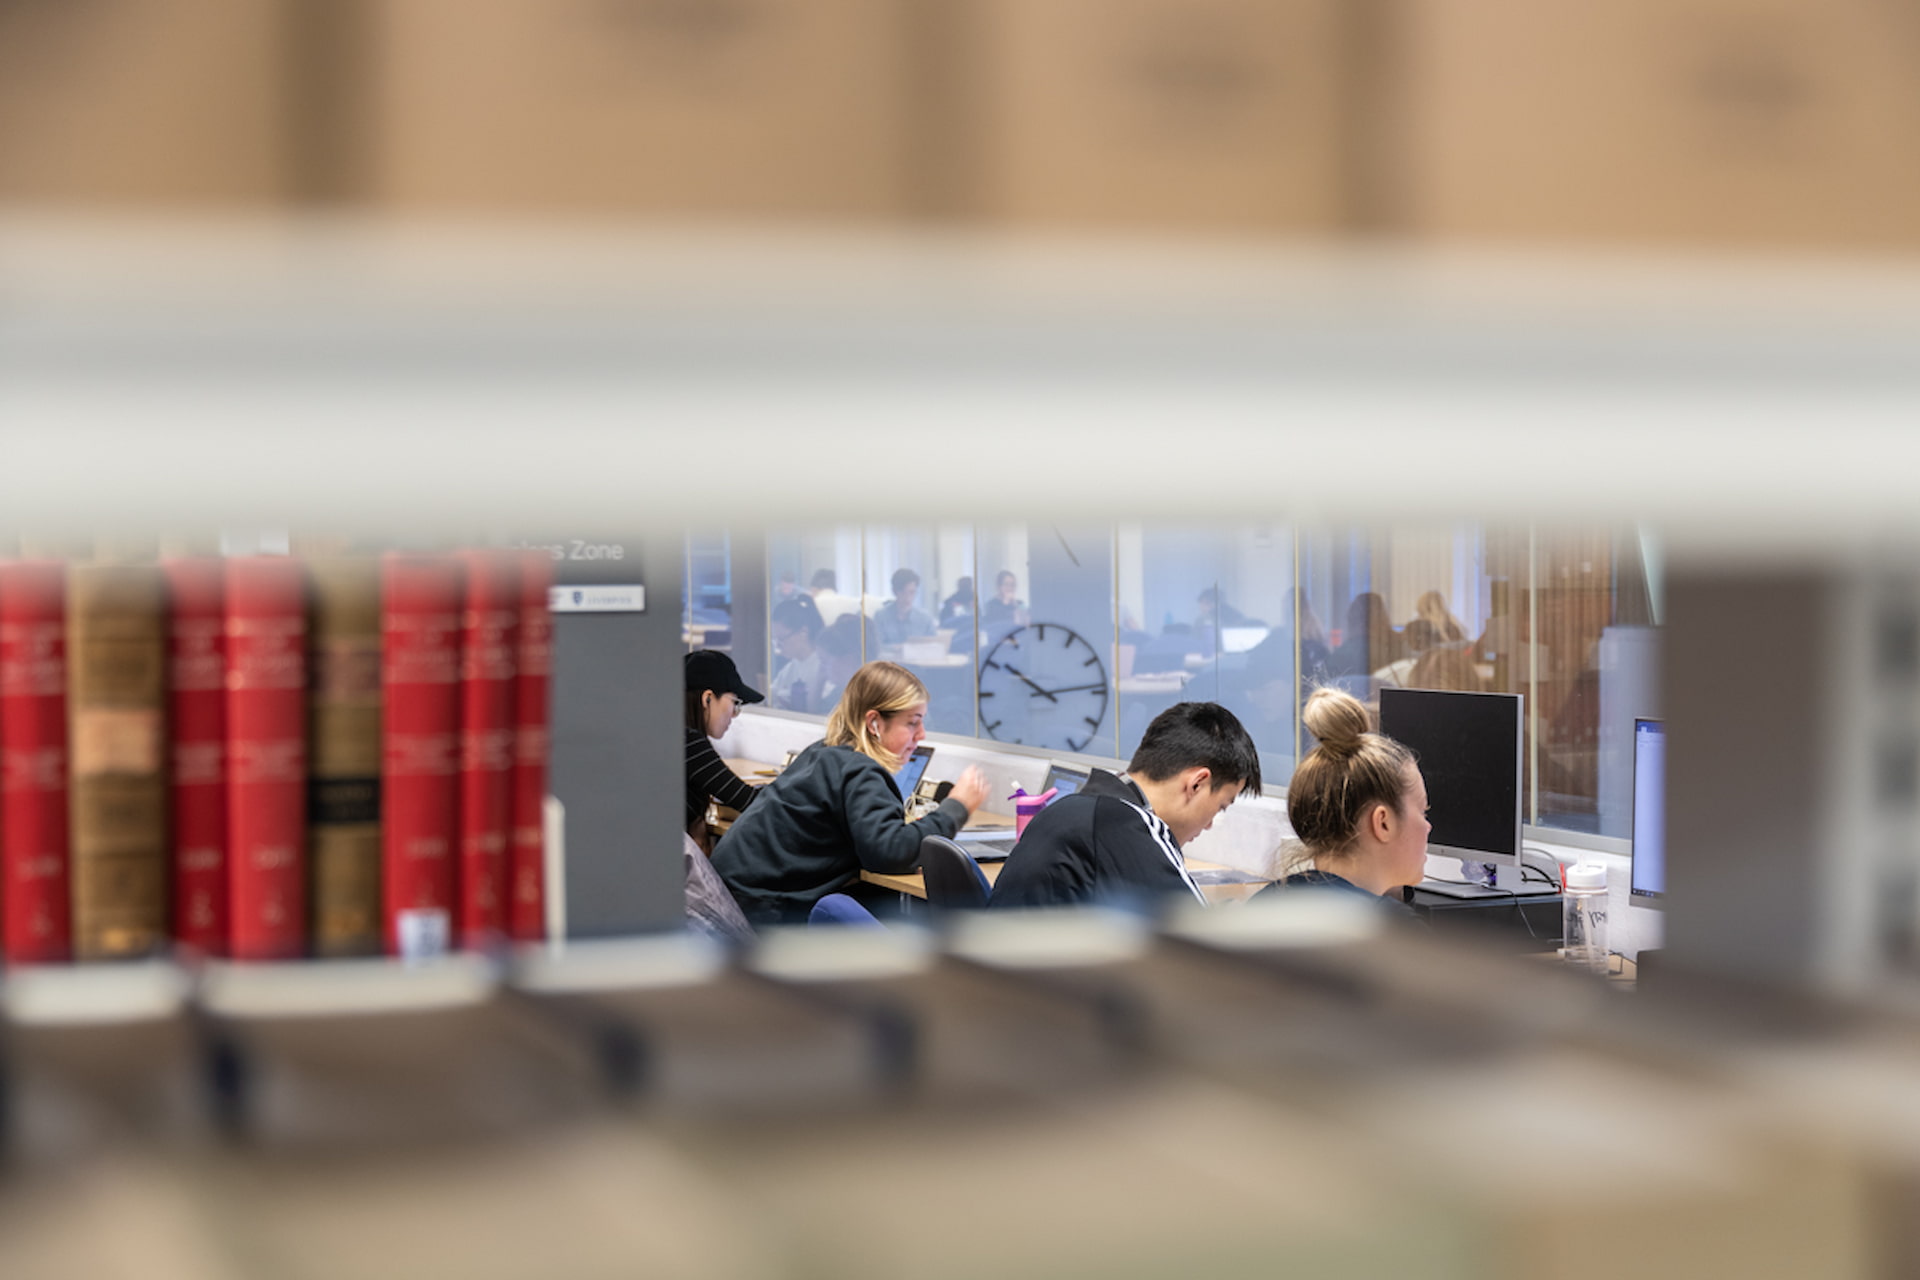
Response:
[1043, 683, 1110, 696]
[1003, 664, 1059, 703]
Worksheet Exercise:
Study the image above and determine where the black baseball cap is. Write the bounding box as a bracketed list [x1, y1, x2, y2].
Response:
[684, 650, 764, 704]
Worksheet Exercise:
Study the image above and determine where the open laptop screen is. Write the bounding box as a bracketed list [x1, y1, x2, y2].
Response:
[1043, 763, 1090, 804]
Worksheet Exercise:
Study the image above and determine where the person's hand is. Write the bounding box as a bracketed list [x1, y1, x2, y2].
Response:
[947, 766, 991, 816]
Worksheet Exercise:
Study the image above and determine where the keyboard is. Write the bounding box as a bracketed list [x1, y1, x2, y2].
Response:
[954, 831, 1019, 861]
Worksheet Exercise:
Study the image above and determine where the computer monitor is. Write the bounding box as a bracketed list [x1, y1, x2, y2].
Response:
[1377, 687, 1524, 870]
[893, 745, 934, 806]
[1630, 718, 1665, 902]
[1042, 763, 1090, 805]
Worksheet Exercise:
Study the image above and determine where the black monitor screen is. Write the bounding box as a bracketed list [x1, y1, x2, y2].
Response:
[1376, 687, 1523, 864]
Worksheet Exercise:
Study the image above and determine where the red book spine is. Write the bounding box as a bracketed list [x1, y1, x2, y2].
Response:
[225, 557, 307, 961]
[164, 557, 226, 955]
[508, 550, 551, 942]
[0, 561, 70, 963]
[382, 554, 464, 958]
[455, 551, 518, 948]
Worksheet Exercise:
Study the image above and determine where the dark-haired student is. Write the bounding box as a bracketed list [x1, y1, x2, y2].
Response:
[769, 597, 826, 712]
[1258, 686, 1429, 909]
[988, 702, 1262, 910]
[684, 651, 764, 853]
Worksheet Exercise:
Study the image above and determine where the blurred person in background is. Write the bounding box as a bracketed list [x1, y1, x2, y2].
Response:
[1266, 687, 1427, 907]
[1408, 645, 1488, 693]
[1296, 588, 1334, 679]
[982, 569, 1026, 636]
[989, 702, 1261, 910]
[1193, 586, 1262, 660]
[809, 568, 859, 626]
[1333, 593, 1404, 677]
[1415, 589, 1469, 644]
[712, 662, 991, 923]
[870, 567, 935, 647]
[769, 597, 827, 713]
[938, 575, 974, 629]
[816, 614, 864, 710]
[685, 651, 764, 853]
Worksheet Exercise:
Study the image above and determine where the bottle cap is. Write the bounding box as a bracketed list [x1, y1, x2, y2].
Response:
[1565, 862, 1608, 891]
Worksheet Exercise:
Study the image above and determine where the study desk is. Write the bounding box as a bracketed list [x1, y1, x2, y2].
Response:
[712, 760, 1019, 839]
[860, 859, 1270, 907]
[714, 758, 1266, 905]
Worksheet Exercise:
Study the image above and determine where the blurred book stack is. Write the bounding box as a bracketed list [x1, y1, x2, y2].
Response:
[0, 547, 551, 966]
[0, 0, 1914, 251]
[0, 904, 1902, 1277]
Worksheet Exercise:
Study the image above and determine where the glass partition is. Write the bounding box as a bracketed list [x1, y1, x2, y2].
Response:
[766, 526, 862, 714]
[1537, 526, 1660, 837]
[862, 524, 976, 739]
[975, 523, 1114, 755]
[1117, 522, 1296, 778]
[683, 530, 733, 654]
[752, 518, 1657, 834]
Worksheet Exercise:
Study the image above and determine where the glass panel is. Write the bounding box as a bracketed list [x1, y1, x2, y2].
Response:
[1118, 521, 1295, 785]
[1217, 521, 1296, 785]
[1301, 524, 1527, 798]
[1536, 526, 1661, 837]
[861, 525, 976, 740]
[766, 525, 863, 716]
[975, 524, 1114, 755]
[683, 529, 732, 654]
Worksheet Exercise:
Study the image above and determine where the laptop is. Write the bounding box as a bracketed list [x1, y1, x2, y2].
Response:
[954, 762, 1093, 860]
[1042, 762, 1090, 801]
[893, 745, 934, 809]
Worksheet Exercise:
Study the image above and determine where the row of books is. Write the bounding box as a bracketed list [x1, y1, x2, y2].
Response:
[0, 550, 552, 963]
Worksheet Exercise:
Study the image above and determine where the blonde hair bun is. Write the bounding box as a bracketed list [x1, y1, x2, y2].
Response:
[1301, 686, 1371, 757]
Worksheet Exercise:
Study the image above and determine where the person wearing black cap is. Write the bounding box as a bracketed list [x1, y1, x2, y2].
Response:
[685, 650, 765, 852]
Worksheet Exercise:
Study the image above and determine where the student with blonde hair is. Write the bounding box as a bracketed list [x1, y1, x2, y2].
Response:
[1268, 687, 1430, 902]
[1415, 590, 1469, 645]
[712, 662, 991, 923]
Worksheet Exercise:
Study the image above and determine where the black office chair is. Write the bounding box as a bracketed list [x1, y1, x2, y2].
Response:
[918, 835, 992, 911]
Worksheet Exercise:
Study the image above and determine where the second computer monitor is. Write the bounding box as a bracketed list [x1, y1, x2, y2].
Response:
[1376, 686, 1524, 869]
[1630, 718, 1665, 902]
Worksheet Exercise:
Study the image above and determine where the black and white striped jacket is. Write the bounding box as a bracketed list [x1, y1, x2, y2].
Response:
[686, 725, 761, 830]
[986, 769, 1204, 911]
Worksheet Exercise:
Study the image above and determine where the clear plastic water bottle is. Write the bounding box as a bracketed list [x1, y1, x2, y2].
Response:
[1561, 863, 1609, 975]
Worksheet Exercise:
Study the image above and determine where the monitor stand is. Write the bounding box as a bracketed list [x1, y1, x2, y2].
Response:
[1418, 857, 1559, 899]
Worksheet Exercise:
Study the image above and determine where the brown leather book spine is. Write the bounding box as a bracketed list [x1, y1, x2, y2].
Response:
[67, 563, 169, 960]
[307, 557, 383, 957]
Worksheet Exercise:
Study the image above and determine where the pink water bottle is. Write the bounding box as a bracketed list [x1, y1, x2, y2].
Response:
[1012, 787, 1057, 836]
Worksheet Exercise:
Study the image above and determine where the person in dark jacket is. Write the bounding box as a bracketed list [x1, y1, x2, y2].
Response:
[712, 661, 991, 924]
[1258, 686, 1428, 911]
[988, 702, 1262, 911]
[685, 650, 764, 852]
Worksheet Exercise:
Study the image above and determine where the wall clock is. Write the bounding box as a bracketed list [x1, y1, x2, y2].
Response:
[977, 623, 1109, 753]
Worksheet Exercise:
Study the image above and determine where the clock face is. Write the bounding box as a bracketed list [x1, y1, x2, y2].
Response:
[978, 623, 1110, 753]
